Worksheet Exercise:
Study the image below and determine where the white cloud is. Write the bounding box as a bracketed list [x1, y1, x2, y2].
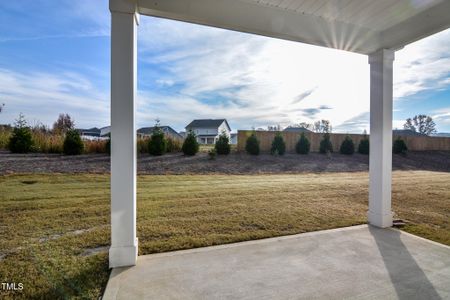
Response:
[0, 69, 109, 128]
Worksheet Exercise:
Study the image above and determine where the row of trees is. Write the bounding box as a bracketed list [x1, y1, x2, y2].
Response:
[245, 132, 407, 155]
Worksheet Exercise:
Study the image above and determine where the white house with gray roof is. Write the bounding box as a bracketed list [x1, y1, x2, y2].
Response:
[185, 119, 231, 144]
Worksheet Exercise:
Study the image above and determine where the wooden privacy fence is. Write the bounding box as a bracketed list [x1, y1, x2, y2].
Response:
[237, 130, 450, 153]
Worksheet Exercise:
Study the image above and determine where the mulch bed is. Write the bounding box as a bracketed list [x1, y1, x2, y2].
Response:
[1, 150, 449, 175]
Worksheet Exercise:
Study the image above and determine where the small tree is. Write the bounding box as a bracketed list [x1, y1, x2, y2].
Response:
[53, 113, 75, 134]
[339, 135, 355, 155]
[63, 129, 84, 155]
[403, 115, 436, 136]
[182, 130, 199, 156]
[271, 133, 286, 155]
[295, 133, 310, 154]
[319, 133, 333, 154]
[215, 131, 231, 155]
[358, 135, 369, 155]
[8, 113, 34, 153]
[148, 123, 167, 156]
[393, 137, 408, 155]
[245, 133, 260, 155]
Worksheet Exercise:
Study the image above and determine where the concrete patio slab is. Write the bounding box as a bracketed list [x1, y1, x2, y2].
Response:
[103, 225, 450, 300]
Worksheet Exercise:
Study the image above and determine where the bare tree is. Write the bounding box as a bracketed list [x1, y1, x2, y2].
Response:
[0, 103, 4, 113]
[52, 113, 75, 134]
[267, 124, 281, 131]
[313, 120, 332, 133]
[403, 115, 436, 136]
[288, 122, 313, 130]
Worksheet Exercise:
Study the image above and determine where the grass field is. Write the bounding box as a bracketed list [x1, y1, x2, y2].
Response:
[0, 171, 449, 298]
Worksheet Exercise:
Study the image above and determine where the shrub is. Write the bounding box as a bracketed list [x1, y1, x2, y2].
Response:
[63, 129, 84, 155]
[358, 136, 369, 155]
[339, 135, 355, 155]
[215, 131, 231, 155]
[393, 137, 408, 155]
[166, 137, 182, 153]
[148, 128, 167, 156]
[8, 114, 34, 153]
[182, 130, 199, 156]
[245, 133, 260, 155]
[319, 133, 333, 154]
[295, 133, 310, 154]
[271, 133, 286, 155]
[208, 148, 216, 160]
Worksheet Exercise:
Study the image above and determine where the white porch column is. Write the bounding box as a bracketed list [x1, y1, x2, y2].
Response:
[368, 49, 395, 228]
[109, 0, 139, 268]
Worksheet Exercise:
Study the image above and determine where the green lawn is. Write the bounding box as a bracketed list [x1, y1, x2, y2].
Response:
[0, 171, 449, 299]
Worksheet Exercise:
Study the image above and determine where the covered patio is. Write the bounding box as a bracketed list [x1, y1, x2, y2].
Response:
[104, 225, 450, 299]
[107, 0, 450, 298]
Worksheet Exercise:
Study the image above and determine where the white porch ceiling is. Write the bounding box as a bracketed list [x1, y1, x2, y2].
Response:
[134, 0, 450, 54]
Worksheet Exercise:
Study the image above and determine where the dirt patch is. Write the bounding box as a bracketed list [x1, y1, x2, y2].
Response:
[0, 150, 449, 175]
[79, 246, 109, 257]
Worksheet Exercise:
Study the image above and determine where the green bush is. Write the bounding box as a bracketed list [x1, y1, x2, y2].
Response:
[245, 133, 260, 155]
[295, 133, 310, 154]
[393, 137, 408, 155]
[182, 130, 199, 156]
[339, 135, 355, 155]
[63, 129, 84, 155]
[208, 148, 217, 160]
[9, 127, 34, 153]
[215, 131, 231, 155]
[148, 129, 167, 156]
[358, 136, 369, 154]
[319, 133, 333, 154]
[271, 133, 286, 155]
[8, 114, 34, 153]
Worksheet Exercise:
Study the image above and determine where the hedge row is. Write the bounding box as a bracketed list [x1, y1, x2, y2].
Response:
[245, 133, 408, 156]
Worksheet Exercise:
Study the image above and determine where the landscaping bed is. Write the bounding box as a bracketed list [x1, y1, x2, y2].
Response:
[1, 150, 449, 175]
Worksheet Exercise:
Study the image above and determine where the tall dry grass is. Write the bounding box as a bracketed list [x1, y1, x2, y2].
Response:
[0, 127, 11, 149]
[0, 128, 184, 154]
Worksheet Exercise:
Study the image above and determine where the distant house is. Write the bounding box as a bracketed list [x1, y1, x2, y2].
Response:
[78, 127, 101, 139]
[230, 133, 238, 144]
[393, 129, 426, 137]
[77, 126, 110, 140]
[100, 126, 111, 137]
[137, 126, 183, 140]
[283, 127, 312, 133]
[185, 119, 231, 144]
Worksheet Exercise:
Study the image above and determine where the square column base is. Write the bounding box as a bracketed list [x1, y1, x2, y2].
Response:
[109, 238, 138, 268]
[368, 210, 393, 228]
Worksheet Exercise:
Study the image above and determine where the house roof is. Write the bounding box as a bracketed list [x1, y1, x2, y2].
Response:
[77, 127, 101, 136]
[283, 127, 312, 133]
[186, 119, 231, 131]
[393, 129, 426, 137]
[137, 126, 183, 139]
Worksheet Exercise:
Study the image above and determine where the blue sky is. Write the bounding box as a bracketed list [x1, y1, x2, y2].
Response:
[0, 0, 449, 133]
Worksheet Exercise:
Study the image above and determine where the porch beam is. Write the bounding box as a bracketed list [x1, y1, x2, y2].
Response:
[368, 49, 395, 228]
[109, 0, 139, 268]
